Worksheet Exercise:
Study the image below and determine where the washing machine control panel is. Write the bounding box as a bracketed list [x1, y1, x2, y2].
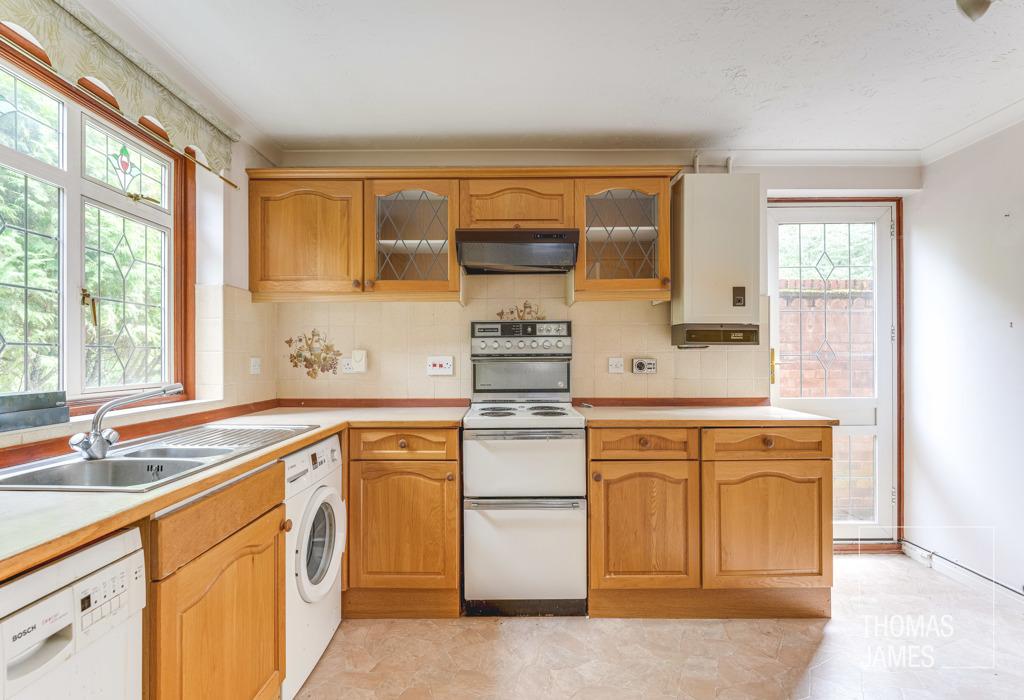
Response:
[284, 435, 343, 496]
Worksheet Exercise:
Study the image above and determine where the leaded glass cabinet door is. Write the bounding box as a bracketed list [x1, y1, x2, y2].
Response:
[574, 178, 671, 298]
[364, 180, 459, 294]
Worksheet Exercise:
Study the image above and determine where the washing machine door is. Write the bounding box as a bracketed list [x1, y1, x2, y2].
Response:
[295, 484, 345, 603]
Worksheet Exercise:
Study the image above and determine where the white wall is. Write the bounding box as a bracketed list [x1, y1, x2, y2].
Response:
[224, 141, 275, 288]
[904, 120, 1024, 593]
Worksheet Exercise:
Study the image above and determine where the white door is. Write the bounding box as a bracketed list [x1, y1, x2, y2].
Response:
[767, 203, 897, 541]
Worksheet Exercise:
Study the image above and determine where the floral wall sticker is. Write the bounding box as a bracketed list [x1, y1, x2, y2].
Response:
[496, 300, 546, 321]
[285, 329, 342, 379]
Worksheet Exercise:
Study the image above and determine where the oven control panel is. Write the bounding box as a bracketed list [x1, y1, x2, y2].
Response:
[471, 321, 572, 356]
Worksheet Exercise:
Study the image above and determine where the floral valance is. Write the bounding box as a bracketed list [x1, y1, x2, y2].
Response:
[0, 0, 235, 171]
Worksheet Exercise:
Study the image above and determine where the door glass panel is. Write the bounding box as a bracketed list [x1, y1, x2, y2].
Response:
[832, 433, 877, 523]
[777, 222, 875, 398]
[375, 189, 448, 282]
[584, 189, 658, 280]
[305, 501, 336, 585]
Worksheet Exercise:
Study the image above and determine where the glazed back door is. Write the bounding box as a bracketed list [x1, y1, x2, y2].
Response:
[767, 203, 896, 541]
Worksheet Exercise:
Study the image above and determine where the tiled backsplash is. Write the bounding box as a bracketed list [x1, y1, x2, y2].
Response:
[273, 275, 770, 399]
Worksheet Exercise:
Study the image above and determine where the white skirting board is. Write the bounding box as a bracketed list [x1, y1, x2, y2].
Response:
[901, 540, 1024, 609]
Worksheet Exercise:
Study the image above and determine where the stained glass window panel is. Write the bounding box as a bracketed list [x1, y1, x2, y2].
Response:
[776, 222, 875, 399]
[83, 119, 169, 209]
[83, 202, 166, 388]
[0, 164, 60, 394]
[0, 66, 61, 167]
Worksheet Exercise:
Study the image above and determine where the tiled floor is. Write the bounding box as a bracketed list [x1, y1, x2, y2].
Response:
[297, 554, 1024, 699]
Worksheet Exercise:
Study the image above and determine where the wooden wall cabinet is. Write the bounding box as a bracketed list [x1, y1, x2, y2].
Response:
[459, 178, 575, 229]
[589, 460, 700, 589]
[151, 505, 286, 700]
[574, 178, 671, 299]
[702, 459, 832, 588]
[363, 179, 459, 294]
[249, 179, 363, 296]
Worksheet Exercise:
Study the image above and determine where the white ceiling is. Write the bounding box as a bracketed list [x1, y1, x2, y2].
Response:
[80, 0, 1024, 157]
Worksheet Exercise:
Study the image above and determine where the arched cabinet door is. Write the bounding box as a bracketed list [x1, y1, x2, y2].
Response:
[589, 460, 701, 590]
[249, 179, 364, 296]
[460, 178, 575, 229]
[364, 179, 460, 294]
[702, 459, 833, 588]
[349, 460, 459, 589]
[574, 178, 671, 298]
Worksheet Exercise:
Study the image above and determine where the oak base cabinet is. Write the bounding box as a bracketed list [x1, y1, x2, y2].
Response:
[589, 460, 700, 589]
[151, 505, 286, 700]
[702, 460, 833, 589]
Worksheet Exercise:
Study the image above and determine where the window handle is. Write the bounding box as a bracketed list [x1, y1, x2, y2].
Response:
[80, 288, 98, 326]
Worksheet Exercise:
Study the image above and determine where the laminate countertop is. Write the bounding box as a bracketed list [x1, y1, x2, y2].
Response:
[577, 405, 838, 427]
[0, 406, 466, 583]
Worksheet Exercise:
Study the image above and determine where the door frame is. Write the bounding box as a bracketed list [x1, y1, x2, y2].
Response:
[768, 197, 904, 541]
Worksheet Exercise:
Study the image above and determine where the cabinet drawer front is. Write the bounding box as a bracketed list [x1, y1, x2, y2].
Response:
[589, 428, 698, 460]
[150, 461, 284, 580]
[350, 428, 458, 460]
[460, 179, 574, 228]
[701, 427, 832, 460]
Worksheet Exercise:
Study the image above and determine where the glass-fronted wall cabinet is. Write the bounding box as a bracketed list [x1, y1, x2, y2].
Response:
[364, 180, 459, 294]
[574, 178, 671, 298]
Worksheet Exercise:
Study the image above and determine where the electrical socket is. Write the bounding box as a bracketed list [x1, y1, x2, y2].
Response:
[426, 356, 454, 376]
[607, 357, 624, 374]
[248, 357, 261, 375]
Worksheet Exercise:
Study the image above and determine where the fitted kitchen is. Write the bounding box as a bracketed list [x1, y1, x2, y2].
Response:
[1, 1, 1023, 699]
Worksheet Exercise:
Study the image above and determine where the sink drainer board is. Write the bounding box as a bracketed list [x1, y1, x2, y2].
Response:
[159, 424, 314, 450]
[0, 423, 316, 492]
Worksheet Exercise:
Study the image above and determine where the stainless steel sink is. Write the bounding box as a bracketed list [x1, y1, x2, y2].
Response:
[0, 458, 205, 490]
[0, 423, 316, 492]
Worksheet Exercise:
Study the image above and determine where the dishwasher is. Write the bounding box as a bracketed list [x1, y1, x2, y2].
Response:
[0, 529, 146, 699]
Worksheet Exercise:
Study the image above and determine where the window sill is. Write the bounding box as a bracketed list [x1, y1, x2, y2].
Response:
[1, 397, 225, 450]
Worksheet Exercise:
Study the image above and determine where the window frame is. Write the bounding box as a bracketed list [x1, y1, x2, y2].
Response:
[0, 45, 195, 414]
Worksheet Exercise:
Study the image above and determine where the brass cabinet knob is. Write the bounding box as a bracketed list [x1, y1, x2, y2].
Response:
[352, 279, 361, 289]
[763, 437, 776, 449]
[281, 519, 293, 532]
[398, 438, 408, 449]
[365, 279, 375, 289]
[592, 473, 602, 482]
[638, 436, 651, 448]
[661, 277, 671, 286]
[446, 472, 454, 481]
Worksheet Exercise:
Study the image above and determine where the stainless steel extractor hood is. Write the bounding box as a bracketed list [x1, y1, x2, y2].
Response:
[456, 229, 579, 274]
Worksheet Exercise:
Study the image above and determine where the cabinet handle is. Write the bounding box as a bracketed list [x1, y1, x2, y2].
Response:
[446, 472, 454, 481]
[352, 279, 361, 289]
[638, 436, 651, 448]
[365, 279, 375, 289]
[763, 437, 776, 449]
[398, 438, 408, 449]
[592, 472, 602, 482]
[661, 277, 671, 287]
[281, 519, 293, 532]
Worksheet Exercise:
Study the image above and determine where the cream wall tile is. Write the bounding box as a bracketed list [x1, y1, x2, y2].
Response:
[727, 379, 756, 397]
[485, 276, 515, 299]
[727, 351, 755, 379]
[674, 379, 701, 397]
[699, 379, 728, 397]
[674, 352, 701, 379]
[700, 351, 728, 379]
[752, 350, 770, 378]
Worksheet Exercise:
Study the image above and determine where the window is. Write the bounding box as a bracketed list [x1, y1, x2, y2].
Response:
[0, 60, 177, 401]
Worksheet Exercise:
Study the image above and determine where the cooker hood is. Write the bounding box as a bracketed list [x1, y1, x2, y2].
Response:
[456, 229, 579, 274]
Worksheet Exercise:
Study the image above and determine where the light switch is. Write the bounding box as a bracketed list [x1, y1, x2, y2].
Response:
[248, 357, 261, 375]
[342, 349, 367, 374]
[426, 356, 454, 376]
[608, 357, 625, 374]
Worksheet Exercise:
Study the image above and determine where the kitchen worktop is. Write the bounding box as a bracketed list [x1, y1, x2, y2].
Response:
[577, 405, 837, 426]
[0, 406, 465, 583]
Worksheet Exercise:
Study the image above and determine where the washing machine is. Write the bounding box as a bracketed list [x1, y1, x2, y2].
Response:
[281, 435, 345, 700]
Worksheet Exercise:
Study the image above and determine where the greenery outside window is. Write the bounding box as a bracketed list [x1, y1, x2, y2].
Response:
[0, 59, 175, 400]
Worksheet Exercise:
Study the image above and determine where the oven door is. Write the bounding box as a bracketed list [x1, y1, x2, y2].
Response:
[463, 498, 587, 603]
[472, 358, 570, 399]
[463, 428, 586, 498]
